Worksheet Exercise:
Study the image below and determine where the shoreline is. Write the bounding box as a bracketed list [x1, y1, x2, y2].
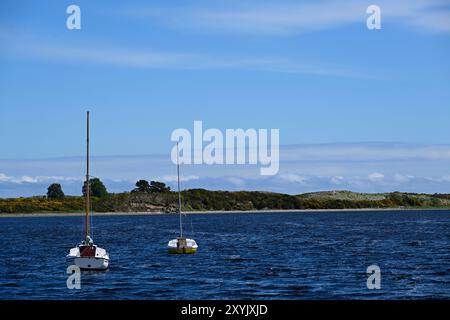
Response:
[1, 207, 449, 218]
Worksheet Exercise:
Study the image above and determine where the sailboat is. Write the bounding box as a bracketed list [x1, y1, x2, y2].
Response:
[167, 143, 198, 254]
[66, 111, 109, 270]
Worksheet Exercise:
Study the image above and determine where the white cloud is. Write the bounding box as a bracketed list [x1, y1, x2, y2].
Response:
[0, 173, 13, 182]
[0, 173, 35, 183]
[0, 173, 81, 184]
[368, 172, 385, 182]
[330, 176, 345, 185]
[393, 173, 413, 183]
[20, 176, 38, 183]
[278, 173, 308, 184]
[161, 175, 200, 183]
[35, 176, 83, 182]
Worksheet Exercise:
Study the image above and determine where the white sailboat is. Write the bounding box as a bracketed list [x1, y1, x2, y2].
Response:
[66, 111, 109, 270]
[167, 143, 198, 254]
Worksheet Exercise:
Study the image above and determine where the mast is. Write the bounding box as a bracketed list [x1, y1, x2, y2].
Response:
[177, 142, 183, 238]
[85, 111, 90, 239]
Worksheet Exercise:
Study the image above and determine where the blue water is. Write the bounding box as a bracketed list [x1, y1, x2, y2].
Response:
[0, 210, 449, 299]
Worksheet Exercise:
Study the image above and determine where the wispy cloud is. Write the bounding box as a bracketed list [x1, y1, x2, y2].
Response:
[123, 0, 450, 35]
[278, 173, 308, 184]
[330, 176, 344, 185]
[282, 142, 450, 161]
[393, 173, 414, 183]
[0, 28, 376, 78]
[0, 173, 82, 184]
[161, 175, 200, 183]
[411, 10, 450, 33]
[1, 142, 450, 197]
[368, 172, 385, 182]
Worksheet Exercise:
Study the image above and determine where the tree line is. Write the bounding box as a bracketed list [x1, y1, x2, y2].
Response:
[0, 178, 445, 214]
[46, 179, 171, 199]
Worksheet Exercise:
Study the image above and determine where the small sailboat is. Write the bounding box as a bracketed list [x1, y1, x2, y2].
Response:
[66, 111, 109, 270]
[167, 143, 198, 254]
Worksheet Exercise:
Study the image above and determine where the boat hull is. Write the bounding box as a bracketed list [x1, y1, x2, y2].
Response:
[67, 244, 109, 270]
[168, 247, 198, 254]
[67, 256, 109, 270]
[167, 238, 198, 254]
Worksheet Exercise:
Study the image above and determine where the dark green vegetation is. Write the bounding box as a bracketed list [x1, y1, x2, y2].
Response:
[132, 180, 171, 194]
[82, 178, 108, 198]
[47, 183, 65, 200]
[1, 186, 449, 214]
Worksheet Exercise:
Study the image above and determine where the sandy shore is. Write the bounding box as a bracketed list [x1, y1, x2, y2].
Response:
[1, 207, 449, 218]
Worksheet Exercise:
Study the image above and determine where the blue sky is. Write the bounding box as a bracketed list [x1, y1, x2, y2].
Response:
[0, 0, 450, 196]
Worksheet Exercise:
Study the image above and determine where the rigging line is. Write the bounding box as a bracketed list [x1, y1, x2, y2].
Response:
[190, 212, 195, 237]
[178, 157, 183, 215]
[90, 186, 94, 241]
[179, 159, 190, 237]
[80, 212, 84, 242]
[180, 162, 184, 213]
[81, 149, 87, 242]
[180, 163, 194, 237]
[177, 142, 183, 238]
[86, 174, 102, 241]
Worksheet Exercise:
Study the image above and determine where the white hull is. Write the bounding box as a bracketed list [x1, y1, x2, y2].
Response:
[67, 256, 109, 270]
[67, 244, 109, 270]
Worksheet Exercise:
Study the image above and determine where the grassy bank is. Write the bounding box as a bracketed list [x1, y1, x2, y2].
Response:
[1, 190, 450, 214]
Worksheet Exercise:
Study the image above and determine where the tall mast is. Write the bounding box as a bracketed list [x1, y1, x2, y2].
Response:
[85, 111, 90, 239]
[177, 142, 183, 238]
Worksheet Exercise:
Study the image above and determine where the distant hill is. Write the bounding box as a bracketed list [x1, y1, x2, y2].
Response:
[1, 190, 449, 214]
[301, 190, 450, 204]
[301, 190, 386, 201]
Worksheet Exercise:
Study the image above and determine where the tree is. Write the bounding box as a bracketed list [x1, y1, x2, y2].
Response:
[149, 181, 171, 193]
[132, 180, 152, 193]
[82, 178, 108, 198]
[47, 183, 65, 200]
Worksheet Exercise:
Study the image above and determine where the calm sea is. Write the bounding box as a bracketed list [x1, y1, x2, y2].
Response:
[0, 210, 449, 299]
